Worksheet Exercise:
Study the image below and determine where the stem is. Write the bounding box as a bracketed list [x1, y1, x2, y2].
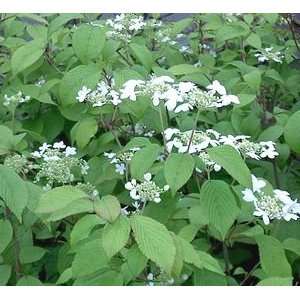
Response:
[159, 105, 167, 153]
[287, 14, 300, 53]
[240, 262, 260, 286]
[272, 160, 281, 189]
[187, 109, 201, 153]
[11, 109, 15, 134]
[223, 242, 230, 275]
[5, 207, 21, 280]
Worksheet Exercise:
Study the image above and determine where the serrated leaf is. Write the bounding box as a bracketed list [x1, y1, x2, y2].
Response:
[130, 43, 154, 71]
[0, 219, 13, 254]
[0, 265, 11, 285]
[284, 111, 300, 153]
[72, 238, 109, 278]
[130, 144, 161, 179]
[256, 235, 292, 277]
[102, 216, 131, 258]
[130, 215, 176, 274]
[71, 117, 98, 149]
[70, 214, 104, 247]
[72, 24, 105, 64]
[207, 145, 252, 187]
[11, 41, 44, 75]
[35, 186, 88, 214]
[19, 246, 46, 264]
[0, 165, 28, 221]
[200, 180, 239, 240]
[164, 153, 195, 194]
[94, 195, 121, 223]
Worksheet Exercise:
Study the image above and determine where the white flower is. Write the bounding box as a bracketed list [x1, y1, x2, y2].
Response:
[120, 79, 144, 101]
[39, 143, 51, 154]
[76, 86, 91, 102]
[65, 146, 77, 157]
[53, 141, 66, 149]
[260, 141, 278, 159]
[207, 80, 227, 95]
[115, 163, 126, 175]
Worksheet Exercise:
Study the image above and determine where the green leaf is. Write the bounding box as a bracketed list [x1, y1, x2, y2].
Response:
[284, 111, 300, 153]
[164, 153, 195, 194]
[256, 235, 292, 277]
[71, 117, 98, 149]
[0, 219, 13, 254]
[258, 125, 283, 142]
[58, 64, 100, 106]
[0, 265, 11, 285]
[207, 145, 252, 187]
[200, 180, 239, 240]
[216, 23, 249, 44]
[130, 144, 161, 179]
[11, 41, 44, 75]
[102, 216, 131, 258]
[257, 277, 292, 286]
[243, 70, 261, 92]
[56, 268, 72, 285]
[72, 239, 109, 278]
[121, 245, 148, 284]
[176, 236, 223, 275]
[17, 276, 42, 286]
[94, 195, 121, 223]
[245, 33, 261, 49]
[283, 238, 300, 256]
[19, 246, 46, 264]
[0, 165, 28, 221]
[168, 64, 199, 75]
[35, 186, 88, 214]
[72, 24, 105, 64]
[130, 43, 154, 71]
[130, 215, 176, 274]
[70, 214, 104, 247]
[49, 14, 83, 35]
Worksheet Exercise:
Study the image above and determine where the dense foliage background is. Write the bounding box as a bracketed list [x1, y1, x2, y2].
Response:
[1, 13, 300, 286]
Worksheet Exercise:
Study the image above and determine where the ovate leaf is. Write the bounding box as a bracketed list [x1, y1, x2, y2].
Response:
[11, 41, 44, 75]
[35, 186, 88, 214]
[0, 219, 13, 254]
[0, 165, 28, 221]
[256, 235, 292, 277]
[164, 153, 195, 194]
[130, 144, 161, 179]
[200, 180, 239, 240]
[207, 145, 252, 187]
[73, 24, 105, 64]
[102, 216, 131, 258]
[94, 195, 121, 223]
[130, 215, 176, 274]
[284, 111, 300, 153]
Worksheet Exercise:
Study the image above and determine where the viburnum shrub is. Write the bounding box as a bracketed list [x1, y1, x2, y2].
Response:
[1, 13, 300, 286]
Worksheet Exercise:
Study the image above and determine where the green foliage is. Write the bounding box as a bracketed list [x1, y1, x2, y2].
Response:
[0, 13, 299, 286]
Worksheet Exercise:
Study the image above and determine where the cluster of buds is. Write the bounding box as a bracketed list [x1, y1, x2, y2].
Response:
[123, 123, 155, 138]
[76, 182, 99, 200]
[4, 153, 37, 176]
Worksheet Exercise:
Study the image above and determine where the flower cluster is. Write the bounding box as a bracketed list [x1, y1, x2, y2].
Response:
[196, 152, 222, 173]
[105, 14, 146, 42]
[255, 47, 284, 64]
[123, 123, 155, 138]
[219, 135, 278, 160]
[104, 147, 140, 175]
[76, 182, 99, 200]
[31, 141, 89, 189]
[76, 80, 122, 107]
[125, 173, 169, 204]
[242, 175, 300, 225]
[121, 77, 239, 113]
[4, 153, 36, 175]
[3, 91, 30, 109]
[164, 128, 220, 154]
